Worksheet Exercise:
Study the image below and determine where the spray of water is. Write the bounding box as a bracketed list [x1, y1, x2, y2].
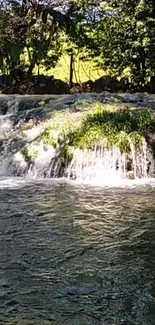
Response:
[65, 140, 154, 184]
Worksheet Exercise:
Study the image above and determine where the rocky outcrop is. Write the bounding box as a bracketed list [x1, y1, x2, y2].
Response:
[0, 91, 155, 117]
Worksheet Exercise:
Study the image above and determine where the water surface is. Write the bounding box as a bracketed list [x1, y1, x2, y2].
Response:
[0, 179, 155, 324]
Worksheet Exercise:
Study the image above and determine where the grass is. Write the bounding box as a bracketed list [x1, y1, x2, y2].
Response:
[17, 100, 155, 173]
[20, 146, 39, 164]
[32, 54, 105, 83]
[66, 105, 154, 151]
[37, 103, 155, 155]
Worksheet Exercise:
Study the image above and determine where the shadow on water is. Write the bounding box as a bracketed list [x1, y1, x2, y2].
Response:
[0, 180, 155, 324]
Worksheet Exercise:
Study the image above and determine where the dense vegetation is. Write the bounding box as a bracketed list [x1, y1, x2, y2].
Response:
[1, 0, 155, 93]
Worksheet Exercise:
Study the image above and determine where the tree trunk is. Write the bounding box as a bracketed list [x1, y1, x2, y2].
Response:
[69, 52, 74, 88]
[152, 0, 155, 17]
[27, 63, 35, 80]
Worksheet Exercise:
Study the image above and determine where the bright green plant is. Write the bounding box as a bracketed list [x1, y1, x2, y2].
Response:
[29, 104, 155, 163]
[65, 105, 155, 152]
[20, 147, 38, 164]
[40, 127, 58, 148]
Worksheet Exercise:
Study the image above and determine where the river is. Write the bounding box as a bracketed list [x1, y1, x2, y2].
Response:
[0, 178, 155, 324]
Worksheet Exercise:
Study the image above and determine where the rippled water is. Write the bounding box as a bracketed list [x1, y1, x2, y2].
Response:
[0, 178, 155, 324]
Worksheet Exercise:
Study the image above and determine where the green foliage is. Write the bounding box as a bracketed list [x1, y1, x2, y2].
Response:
[81, 0, 155, 88]
[0, 1, 75, 76]
[2, 0, 155, 90]
[20, 146, 38, 164]
[58, 145, 74, 163]
[38, 103, 155, 155]
[129, 131, 143, 147]
[80, 105, 155, 134]
[66, 104, 155, 152]
[22, 103, 155, 164]
[76, 126, 107, 148]
[40, 127, 58, 148]
[40, 125, 73, 163]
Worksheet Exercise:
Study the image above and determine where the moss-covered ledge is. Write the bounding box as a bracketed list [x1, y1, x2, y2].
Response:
[15, 100, 155, 179]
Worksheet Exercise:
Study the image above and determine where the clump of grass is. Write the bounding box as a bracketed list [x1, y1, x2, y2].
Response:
[66, 104, 155, 152]
[20, 146, 38, 164]
[40, 126, 58, 148]
[58, 145, 74, 162]
[81, 104, 154, 134]
[30, 103, 155, 161]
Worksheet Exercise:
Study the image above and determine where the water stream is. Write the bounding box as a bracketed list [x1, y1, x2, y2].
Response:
[0, 96, 155, 324]
[0, 179, 155, 324]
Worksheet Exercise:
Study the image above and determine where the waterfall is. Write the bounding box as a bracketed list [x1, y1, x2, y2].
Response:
[0, 96, 154, 184]
[0, 122, 154, 183]
[0, 132, 154, 183]
[65, 141, 154, 183]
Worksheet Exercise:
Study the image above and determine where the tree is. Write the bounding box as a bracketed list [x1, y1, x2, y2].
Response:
[76, 0, 155, 90]
[0, 0, 79, 78]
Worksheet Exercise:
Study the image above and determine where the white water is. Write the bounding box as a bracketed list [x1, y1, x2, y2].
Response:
[0, 111, 154, 186]
[65, 142, 154, 185]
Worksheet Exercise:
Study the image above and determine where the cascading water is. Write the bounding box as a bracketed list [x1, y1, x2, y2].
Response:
[0, 96, 154, 184]
[65, 141, 154, 184]
[2, 132, 154, 184]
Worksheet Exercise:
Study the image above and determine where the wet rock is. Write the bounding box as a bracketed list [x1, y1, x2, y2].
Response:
[126, 157, 133, 172]
[0, 91, 155, 129]
[127, 171, 135, 179]
[121, 93, 144, 103]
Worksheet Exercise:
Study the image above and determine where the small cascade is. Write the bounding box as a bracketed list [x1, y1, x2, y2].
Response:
[27, 144, 57, 178]
[0, 95, 154, 184]
[11, 143, 56, 178]
[0, 132, 154, 183]
[65, 140, 154, 183]
[0, 115, 15, 138]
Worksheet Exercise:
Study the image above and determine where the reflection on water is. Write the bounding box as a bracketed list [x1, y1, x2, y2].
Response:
[0, 179, 155, 324]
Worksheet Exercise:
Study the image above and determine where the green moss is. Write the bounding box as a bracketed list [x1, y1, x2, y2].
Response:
[29, 103, 155, 162]
[40, 127, 58, 148]
[39, 100, 46, 106]
[58, 145, 74, 162]
[74, 125, 116, 149]
[116, 131, 130, 152]
[20, 147, 38, 164]
[64, 105, 155, 152]
[39, 125, 73, 163]
[77, 126, 105, 149]
[80, 105, 155, 134]
[129, 131, 143, 148]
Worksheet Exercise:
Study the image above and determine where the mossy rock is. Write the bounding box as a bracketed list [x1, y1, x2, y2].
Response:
[20, 102, 155, 167]
[20, 146, 39, 164]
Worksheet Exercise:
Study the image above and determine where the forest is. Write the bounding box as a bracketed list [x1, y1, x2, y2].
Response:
[1, 0, 155, 94]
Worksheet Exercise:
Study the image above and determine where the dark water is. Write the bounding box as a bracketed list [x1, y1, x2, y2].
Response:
[0, 179, 155, 325]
